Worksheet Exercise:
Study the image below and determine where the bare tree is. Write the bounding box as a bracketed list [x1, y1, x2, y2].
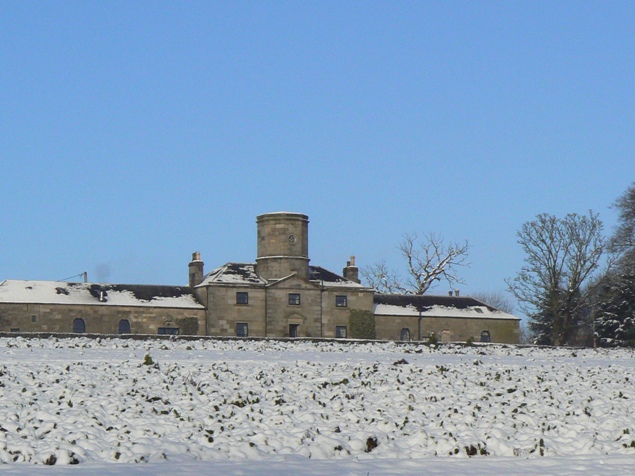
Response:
[506, 211, 609, 346]
[471, 291, 515, 314]
[362, 233, 470, 295]
[610, 182, 635, 255]
[360, 261, 403, 294]
[518, 320, 533, 344]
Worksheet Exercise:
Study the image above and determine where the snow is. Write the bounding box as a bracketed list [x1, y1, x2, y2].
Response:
[374, 303, 518, 320]
[0, 337, 633, 475]
[199, 263, 368, 289]
[0, 280, 203, 309]
[198, 263, 266, 285]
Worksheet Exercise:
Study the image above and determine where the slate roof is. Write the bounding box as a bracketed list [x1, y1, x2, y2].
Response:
[199, 263, 267, 286]
[0, 280, 204, 309]
[374, 293, 520, 320]
[309, 266, 369, 288]
[199, 263, 367, 288]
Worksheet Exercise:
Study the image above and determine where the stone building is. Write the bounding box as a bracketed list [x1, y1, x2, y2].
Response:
[0, 281, 205, 335]
[190, 212, 374, 339]
[0, 211, 520, 343]
[374, 293, 519, 343]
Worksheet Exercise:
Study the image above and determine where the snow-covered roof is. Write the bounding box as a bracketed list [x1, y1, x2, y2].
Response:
[374, 294, 520, 320]
[198, 263, 368, 289]
[308, 266, 369, 289]
[199, 263, 267, 286]
[0, 280, 204, 309]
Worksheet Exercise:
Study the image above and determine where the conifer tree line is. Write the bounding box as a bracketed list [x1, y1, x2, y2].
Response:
[507, 182, 635, 347]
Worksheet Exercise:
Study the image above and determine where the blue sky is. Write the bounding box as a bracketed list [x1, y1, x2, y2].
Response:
[1, 1, 633, 307]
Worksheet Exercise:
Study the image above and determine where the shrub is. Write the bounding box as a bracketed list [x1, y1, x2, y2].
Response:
[349, 309, 375, 339]
[177, 317, 199, 335]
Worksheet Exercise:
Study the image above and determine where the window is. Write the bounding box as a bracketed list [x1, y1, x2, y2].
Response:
[335, 295, 348, 307]
[118, 319, 131, 334]
[480, 330, 491, 343]
[158, 327, 179, 335]
[10, 328, 20, 333]
[336, 326, 348, 338]
[289, 324, 299, 337]
[236, 322, 248, 337]
[288, 293, 301, 305]
[31, 315, 37, 323]
[73, 318, 86, 334]
[236, 292, 249, 305]
[400, 328, 411, 341]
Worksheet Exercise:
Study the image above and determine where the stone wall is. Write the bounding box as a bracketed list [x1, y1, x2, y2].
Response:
[0, 303, 206, 335]
[203, 280, 375, 339]
[205, 286, 267, 336]
[375, 314, 520, 344]
[320, 289, 374, 338]
[265, 279, 322, 337]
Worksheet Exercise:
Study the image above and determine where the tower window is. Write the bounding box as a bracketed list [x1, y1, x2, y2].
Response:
[236, 292, 249, 305]
[288, 293, 301, 305]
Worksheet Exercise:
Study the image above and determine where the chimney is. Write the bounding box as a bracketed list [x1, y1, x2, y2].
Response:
[342, 255, 360, 284]
[188, 251, 204, 287]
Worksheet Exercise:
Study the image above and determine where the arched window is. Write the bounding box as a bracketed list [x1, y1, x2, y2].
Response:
[73, 318, 86, 333]
[400, 328, 411, 341]
[118, 319, 131, 334]
[480, 330, 491, 343]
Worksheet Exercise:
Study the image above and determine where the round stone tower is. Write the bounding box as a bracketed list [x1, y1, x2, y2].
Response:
[256, 212, 309, 280]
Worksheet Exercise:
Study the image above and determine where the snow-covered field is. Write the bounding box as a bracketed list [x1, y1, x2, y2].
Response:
[0, 337, 634, 475]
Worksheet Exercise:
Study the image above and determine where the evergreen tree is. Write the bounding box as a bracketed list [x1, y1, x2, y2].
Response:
[593, 183, 635, 346]
[594, 271, 635, 345]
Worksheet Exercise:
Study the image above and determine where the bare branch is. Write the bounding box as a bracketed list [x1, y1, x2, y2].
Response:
[362, 233, 470, 295]
[506, 211, 608, 346]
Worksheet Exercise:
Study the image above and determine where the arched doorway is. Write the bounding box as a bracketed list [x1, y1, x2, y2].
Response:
[118, 319, 131, 334]
[400, 328, 411, 341]
[73, 318, 86, 333]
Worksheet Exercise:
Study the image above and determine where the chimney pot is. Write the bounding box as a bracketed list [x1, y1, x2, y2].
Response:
[189, 252, 204, 287]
